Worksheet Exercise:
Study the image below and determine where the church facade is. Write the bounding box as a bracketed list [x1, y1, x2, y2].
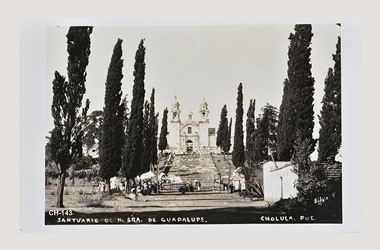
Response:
[167, 97, 218, 154]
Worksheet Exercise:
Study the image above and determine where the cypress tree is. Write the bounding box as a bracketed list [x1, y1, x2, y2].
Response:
[223, 118, 232, 153]
[245, 99, 256, 166]
[222, 115, 230, 153]
[292, 25, 316, 155]
[99, 39, 124, 192]
[333, 36, 341, 157]
[318, 36, 341, 163]
[232, 83, 245, 168]
[224, 117, 232, 153]
[277, 24, 316, 160]
[149, 88, 159, 167]
[277, 78, 293, 160]
[265, 104, 279, 159]
[125, 39, 146, 179]
[120, 96, 131, 180]
[243, 99, 258, 185]
[254, 104, 278, 162]
[50, 26, 92, 207]
[141, 101, 151, 175]
[318, 69, 335, 162]
[158, 108, 169, 153]
[216, 105, 228, 150]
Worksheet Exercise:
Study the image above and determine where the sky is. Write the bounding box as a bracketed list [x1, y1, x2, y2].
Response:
[46, 24, 340, 159]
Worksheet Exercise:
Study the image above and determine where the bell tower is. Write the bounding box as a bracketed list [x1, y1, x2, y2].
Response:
[199, 98, 209, 123]
[171, 96, 181, 122]
[198, 98, 210, 150]
[168, 96, 181, 152]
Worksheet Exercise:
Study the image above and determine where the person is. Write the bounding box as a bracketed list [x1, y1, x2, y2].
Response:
[98, 182, 105, 193]
[151, 182, 157, 193]
[119, 181, 125, 192]
[196, 181, 201, 191]
[141, 182, 147, 195]
[136, 184, 141, 194]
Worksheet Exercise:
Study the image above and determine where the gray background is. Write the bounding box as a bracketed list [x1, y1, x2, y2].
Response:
[21, 19, 358, 233]
[3, 0, 372, 248]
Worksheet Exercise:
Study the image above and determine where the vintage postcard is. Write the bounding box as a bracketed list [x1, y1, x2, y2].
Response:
[20, 21, 360, 230]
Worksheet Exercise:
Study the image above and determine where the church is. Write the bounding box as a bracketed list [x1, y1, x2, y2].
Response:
[167, 97, 218, 154]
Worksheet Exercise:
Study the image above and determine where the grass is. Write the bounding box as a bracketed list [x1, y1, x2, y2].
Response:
[46, 177, 103, 209]
[77, 194, 107, 208]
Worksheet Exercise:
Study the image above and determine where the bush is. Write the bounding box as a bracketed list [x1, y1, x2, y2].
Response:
[295, 162, 329, 205]
[73, 155, 94, 171]
[70, 165, 100, 181]
[292, 134, 329, 206]
[240, 189, 255, 198]
[45, 166, 59, 178]
[240, 179, 264, 198]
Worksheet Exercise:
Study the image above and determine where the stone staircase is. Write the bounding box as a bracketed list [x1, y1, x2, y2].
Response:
[210, 154, 234, 179]
[168, 154, 219, 189]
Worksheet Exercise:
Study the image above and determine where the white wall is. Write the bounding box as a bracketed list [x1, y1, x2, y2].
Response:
[209, 134, 216, 148]
[198, 122, 209, 148]
[263, 161, 298, 202]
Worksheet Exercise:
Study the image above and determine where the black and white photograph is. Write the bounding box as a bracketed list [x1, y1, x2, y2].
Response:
[41, 23, 347, 225]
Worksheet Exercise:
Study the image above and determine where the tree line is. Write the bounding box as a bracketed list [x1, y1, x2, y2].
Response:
[49, 27, 169, 207]
[216, 24, 341, 201]
[48, 24, 341, 208]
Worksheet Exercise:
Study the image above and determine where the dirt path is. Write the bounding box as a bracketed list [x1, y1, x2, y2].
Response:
[46, 185, 267, 213]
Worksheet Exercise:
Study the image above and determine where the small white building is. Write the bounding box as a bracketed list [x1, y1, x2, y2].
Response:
[263, 161, 298, 202]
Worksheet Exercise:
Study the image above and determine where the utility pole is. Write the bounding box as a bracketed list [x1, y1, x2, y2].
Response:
[268, 146, 278, 168]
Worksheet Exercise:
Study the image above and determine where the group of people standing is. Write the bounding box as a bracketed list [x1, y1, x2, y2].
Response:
[129, 180, 159, 195]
